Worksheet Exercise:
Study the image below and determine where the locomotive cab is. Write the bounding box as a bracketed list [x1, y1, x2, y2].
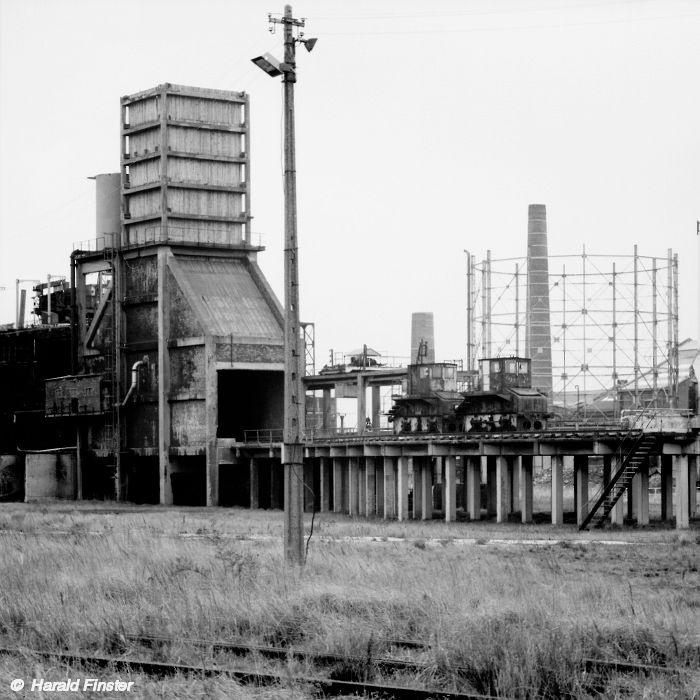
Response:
[457, 356, 550, 432]
[388, 362, 462, 433]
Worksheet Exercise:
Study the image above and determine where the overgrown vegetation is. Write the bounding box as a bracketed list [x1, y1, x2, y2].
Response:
[0, 502, 698, 698]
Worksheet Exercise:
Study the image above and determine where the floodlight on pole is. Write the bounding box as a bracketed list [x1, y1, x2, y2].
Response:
[252, 4, 315, 566]
[251, 53, 284, 77]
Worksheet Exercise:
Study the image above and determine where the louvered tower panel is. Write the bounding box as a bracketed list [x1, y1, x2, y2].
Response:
[121, 83, 250, 249]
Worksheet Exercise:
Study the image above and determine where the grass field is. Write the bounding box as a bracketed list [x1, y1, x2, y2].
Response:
[0, 501, 698, 699]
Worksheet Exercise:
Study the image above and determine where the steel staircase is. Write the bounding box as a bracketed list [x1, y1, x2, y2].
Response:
[579, 432, 658, 530]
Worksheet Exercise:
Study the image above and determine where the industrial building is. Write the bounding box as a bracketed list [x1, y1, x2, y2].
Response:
[0, 85, 698, 530]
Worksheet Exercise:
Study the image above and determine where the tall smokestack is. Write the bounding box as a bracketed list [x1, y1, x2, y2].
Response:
[411, 312, 435, 364]
[525, 204, 553, 400]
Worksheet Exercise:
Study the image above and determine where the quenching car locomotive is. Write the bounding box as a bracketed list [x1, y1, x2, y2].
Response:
[389, 356, 550, 434]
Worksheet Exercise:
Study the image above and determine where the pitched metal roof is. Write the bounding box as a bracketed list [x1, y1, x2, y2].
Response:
[172, 257, 283, 341]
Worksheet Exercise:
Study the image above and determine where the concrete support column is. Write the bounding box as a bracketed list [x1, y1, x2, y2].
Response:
[157, 248, 173, 505]
[520, 455, 533, 523]
[333, 458, 344, 514]
[496, 456, 511, 524]
[689, 456, 697, 517]
[249, 458, 259, 509]
[465, 456, 481, 521]
[551, 454, 564, 525]
[444, 455, 457, 522]
[357, 374, 367, 433]
[319, 457, 331, 512]
[383, 457, 396, 519]
[358, 461, 367, 516]
[574, 455, 589, 528]
[376, 459, 385, 518]
[486, 456, 497, 517]
[412, 458, 423, 520]
[675, 455, 690, 529]
[348, 457, 360, 516]
[365, 458, 376, 517]
[421, 459, 433, 520]
[433, 457, 443, 511]
[661, 455, 674, 521]
[397, 456, 409, 521]
[303, 461, 315, 513]
[204, 336, 219, 506]
[633, 459, 649, 525]
[371, 386, 381, 429]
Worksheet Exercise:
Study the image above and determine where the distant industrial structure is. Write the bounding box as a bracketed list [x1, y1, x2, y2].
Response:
[465, 206, 682, 419]
[0, 84, 698, 531]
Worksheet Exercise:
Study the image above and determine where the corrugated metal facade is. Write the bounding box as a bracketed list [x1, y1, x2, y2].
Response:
[121, 83, 250, 248]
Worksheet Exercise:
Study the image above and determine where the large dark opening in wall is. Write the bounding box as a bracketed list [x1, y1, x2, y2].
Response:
[219, 464, 250, 507]
[125, 456, 159, 504]
[170, 457, 206, 506]
[217, 370, 283, 441]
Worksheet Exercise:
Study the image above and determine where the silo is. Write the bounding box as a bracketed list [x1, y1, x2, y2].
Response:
[411, 312, 435, 364]
[95, 172, 121, 250]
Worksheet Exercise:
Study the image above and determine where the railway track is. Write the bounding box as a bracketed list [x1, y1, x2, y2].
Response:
[0, 640, 694, 699]
[0, 646, 505, 700]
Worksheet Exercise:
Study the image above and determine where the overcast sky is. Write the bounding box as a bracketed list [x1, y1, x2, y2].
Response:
[1, 0, 699, 366]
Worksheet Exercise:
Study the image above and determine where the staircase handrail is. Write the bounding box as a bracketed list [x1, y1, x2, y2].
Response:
[578, 413, 658, 530]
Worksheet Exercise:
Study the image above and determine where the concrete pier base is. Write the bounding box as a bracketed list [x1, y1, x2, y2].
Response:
[574, 455, 589, 528]
[444, 455, 457, 522]
[412, 459, 423, 520]
[365, 458, 376, 517]
[397, 457, 409, 521]
[466, 456, 480, 521]
[520, 455, 533, 523]
[689, 456, 698, 517]
[320, 457, 331, 512]
[551, 455, 563, 525]
[384, 457, 396, 519]
[496, 456, 511, 524]
[675, 455, 690, 529]
[333, 458, 344, 514]
[358, 461, 366, 516]
[348, 457, 360, 516]
[376, 460, 385, 518]
[421, 460, 433, 520]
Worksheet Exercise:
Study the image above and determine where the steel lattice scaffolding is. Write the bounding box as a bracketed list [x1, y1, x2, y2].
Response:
[465, 246, 679, 416]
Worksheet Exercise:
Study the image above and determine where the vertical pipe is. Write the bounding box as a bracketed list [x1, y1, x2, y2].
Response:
[562, 264, 567, 410]
[634, 245, 639, 409]
[582, 246, 587, 418]
[612, 262, 618, 417]
[469, 254, 476, 372]
[667, 249, 673, 407]
[673, 253, 679, 407]
[481, 258, 488, 360]
[466, 250, 473, 372]
[244, 94, 251, 245]
[652, 259, 658, 403]
[486, 250, 492, 358]
[46, 274, 52, 325]
[515, 263, 520, 356]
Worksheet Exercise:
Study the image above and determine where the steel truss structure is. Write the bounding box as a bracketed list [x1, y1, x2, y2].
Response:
[465, 246, 679, 416]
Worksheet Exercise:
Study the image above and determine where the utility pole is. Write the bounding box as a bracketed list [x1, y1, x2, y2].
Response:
[253, 6, 317, 565]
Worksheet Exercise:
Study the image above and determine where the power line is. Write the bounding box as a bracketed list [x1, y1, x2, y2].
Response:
[317, 10, 700, 37]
